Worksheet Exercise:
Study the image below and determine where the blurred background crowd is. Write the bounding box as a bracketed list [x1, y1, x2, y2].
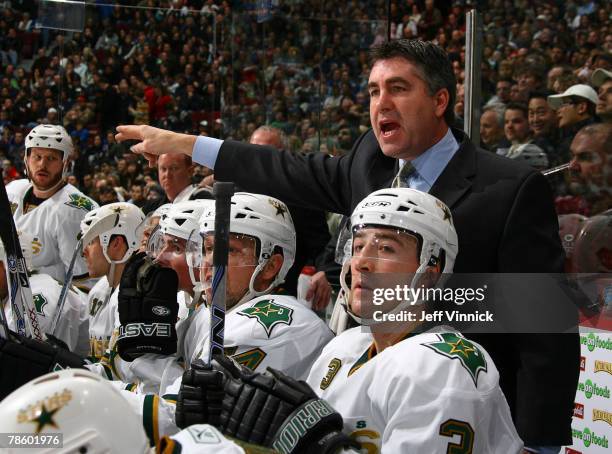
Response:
[0, 0, 610, 218]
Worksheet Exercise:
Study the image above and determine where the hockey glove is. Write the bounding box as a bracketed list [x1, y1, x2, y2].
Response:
[117, 251, 179, 361]
[0, 331, 86, 400]
[184, 355, 360, 454]
[175, 357, 236, 429]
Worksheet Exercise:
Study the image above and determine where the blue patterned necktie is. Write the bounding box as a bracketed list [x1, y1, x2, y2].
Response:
[392, 161, 416, 188]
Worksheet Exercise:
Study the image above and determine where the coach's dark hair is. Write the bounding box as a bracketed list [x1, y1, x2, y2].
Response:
[504, 102, 529, 119]
[369, 39, 456, 125]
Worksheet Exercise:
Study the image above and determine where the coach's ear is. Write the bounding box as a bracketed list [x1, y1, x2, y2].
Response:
[254, 253, 284, 290]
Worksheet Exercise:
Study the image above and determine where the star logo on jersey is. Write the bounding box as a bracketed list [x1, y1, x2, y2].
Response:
[33, 294, 48, 316]
[423, 333, 487, 387]
[268, 199, 287, 219]
[17, 389, 72, 433]
[10, 202, 18, 215]
[65, 194, 94, 212]
[238, 299, 293, 338]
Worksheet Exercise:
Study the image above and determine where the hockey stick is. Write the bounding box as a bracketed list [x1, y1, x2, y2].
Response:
[208, 182, 234, 363]
[50, 237, 83, 336]
[0, 181, 43, 340]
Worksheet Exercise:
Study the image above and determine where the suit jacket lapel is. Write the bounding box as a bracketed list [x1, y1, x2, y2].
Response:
[429, 131, 476, 209]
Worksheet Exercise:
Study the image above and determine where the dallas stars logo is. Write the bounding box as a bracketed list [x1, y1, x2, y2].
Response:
[65, 194, 94, 212]
[17, 389, 72, 433]
[423, 333, 487, 387]
[238, 299, 293, 338]
[268, 199, 287, 219]
[33, 294, 48, 316]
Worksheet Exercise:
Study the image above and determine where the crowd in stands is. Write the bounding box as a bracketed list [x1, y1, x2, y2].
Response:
[0, 0, 610, 215]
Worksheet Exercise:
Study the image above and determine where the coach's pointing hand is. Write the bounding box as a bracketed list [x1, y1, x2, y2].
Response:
[115, 125, 196, 167]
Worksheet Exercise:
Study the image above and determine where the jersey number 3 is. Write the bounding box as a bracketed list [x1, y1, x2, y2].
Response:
[439, 419, 474, 454]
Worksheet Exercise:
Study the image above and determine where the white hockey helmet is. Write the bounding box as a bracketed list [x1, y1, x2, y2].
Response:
[25, 124, 73, 162]
[340, 188, 458, 324]
[80, 202, 145, 264]
[0, 231, 34, 272]
[199, 192, 296, 305]
[0, 369, 149, 454]
[151, 199, 214, 304]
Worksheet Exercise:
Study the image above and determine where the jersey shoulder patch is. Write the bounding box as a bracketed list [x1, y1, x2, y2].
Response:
[33, 294, 48, 316]
[421, 332, 488, 387]
[64, 193, 95, 212]
[237, 298, 294, 338]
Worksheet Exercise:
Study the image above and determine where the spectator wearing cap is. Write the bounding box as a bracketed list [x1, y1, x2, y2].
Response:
[592, 68, 612, 123]
[548, 84, 599, 163]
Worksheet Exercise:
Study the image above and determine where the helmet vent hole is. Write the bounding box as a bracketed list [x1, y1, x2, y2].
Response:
[235, 213, 247, 219]
[397, 206, 410, 212]
[175, 219, 186, 226]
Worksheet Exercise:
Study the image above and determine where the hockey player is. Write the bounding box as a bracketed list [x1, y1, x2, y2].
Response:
[0, 368, 266, 454]
[0, 231, 89, 355]
[78, 202, 145, 363]
[7, 124, 98, 289]
[111, 193, 334, 444]
[304, 188, 523, 452]
[177, 189, 522, 453]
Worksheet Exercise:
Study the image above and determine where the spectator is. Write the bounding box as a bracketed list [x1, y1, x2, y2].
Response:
[142, 153, 211, 214]
[567, 123, 612, 216]
[479, 105, 508, 152]
[548, 84, 599, 163]
[528, 91, 561, 165]
[592, 68, 612, 124]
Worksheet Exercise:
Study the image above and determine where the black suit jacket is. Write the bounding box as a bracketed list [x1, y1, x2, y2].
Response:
[215, 127, 579, 445]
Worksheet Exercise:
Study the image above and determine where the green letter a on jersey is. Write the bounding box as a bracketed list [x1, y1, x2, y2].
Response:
[423, 333, 487, 387]
[238, 299, 293, 338]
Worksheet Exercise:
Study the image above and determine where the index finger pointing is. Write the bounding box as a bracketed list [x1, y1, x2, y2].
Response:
[115, 125, 145, 142]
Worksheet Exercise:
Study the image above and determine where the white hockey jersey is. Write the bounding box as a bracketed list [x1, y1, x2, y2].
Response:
[87, 276, 119, 361]
[2, 273, 89, 354]
[116, 295, 334, 443]
[306, 327, 523, 454]
[7, 179, 98, 287]
[132, 294, 334, 395]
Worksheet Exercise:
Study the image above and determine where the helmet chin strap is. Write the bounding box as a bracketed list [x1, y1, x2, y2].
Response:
[235, 257, 284, 307]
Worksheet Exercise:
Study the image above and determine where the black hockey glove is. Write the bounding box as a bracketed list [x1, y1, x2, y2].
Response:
[178, 355, 360, 454]
[117, 251, 179, 361]
[175, 357, 237, 429]
[0, 331, 86, 400]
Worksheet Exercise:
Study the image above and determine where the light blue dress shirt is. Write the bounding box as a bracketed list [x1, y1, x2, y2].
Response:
[397, 127, 459, 193]
[191, 128, 459, 191]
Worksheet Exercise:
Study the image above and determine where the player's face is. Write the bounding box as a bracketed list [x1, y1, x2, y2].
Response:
[369, 57, 447, 160]
[154, 234, 197, 294]
[201, 234, 258, 308]
[26, 148, 64, 191]
[349, 227, 419, 317]
[83, 238, 110, 278]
